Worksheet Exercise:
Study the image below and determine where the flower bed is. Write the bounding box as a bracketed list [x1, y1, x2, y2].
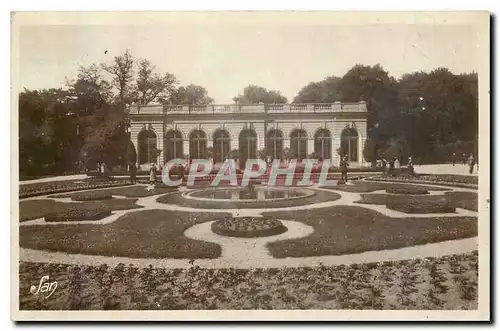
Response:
[385, 187, 429, 195]
[18, 251, 478, 310]
[322, 180, 448, 193]
[385, 201, 455, 214]
[211, 217, 287, 238]
[417, 174, 478, 185]
[50, 185, 178, 199]
[44, 208, 112, 222]
[71, 191, 113, 201]
[19, 179, 132, 199]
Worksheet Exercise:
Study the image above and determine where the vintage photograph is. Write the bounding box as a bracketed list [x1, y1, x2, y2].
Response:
[11, 12, 490, 320]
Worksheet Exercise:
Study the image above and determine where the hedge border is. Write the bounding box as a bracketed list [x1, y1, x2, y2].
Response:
[19, 182, 133, 199]
[367, 177, 478, 190]
[71, 192, 113, 201]
[44, 209, 112, 222]
[385, 202, 456, 214]
[385, 187, 430, 195]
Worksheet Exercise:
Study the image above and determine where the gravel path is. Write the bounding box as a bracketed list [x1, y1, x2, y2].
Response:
[414, 164, 478, 176]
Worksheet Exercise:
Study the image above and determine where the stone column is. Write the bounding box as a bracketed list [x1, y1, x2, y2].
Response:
[307, 138, 314, 157]
[183, 140, 190, 159]
[359, 134, 364, 164]
[331, 136, 341, 166]
[151, 122, 164, 166]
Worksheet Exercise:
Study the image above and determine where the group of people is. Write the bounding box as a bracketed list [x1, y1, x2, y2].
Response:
[126, 162, 158, 185]
[452, 153, 478, 174]
[378, 156, 415, 177]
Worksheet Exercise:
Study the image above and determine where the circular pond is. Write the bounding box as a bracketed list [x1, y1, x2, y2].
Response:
[185, 185, 315, 202]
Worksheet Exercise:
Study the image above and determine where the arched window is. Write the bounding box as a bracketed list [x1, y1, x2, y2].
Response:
[165, 130, 183, 161]
[239, 129, 257, 168]
[314, 129, 331, 160]
[138, 129, 157, 164]
[189, 130, 207, 160]
[341, 127, 359, 162]
[213, 129, 231, 163]
[290, 129, 308, 161]
[265, 129, 284, 161]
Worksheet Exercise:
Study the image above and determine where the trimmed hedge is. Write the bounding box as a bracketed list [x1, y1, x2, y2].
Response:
[71, 191, 113, 201]
[45, 208, 111, 222]
[20, 180, 132, 199]
[385, 187, 429, 195]
[386, 201, 456, 214]
[370, 174, 478, 189]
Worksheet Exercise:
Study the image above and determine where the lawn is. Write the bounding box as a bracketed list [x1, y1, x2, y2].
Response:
[19, 210, 226, 259]
[157, 189, 341, 209]
[19, 198, 142, 222]
[263, 206, 477, 258]
[19, 251, 478, 310]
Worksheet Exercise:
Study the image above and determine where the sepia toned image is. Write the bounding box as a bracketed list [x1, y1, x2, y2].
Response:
[11, 11, 490, 321]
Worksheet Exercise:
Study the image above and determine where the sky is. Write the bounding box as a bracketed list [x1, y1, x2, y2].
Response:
[17, 21, 478, 104]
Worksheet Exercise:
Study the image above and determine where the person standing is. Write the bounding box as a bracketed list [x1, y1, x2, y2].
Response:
[468, 154, 476, 174]
[394, 157, 401, 169]
[388, 158, 395, 177]
[340, 156, 349, 183]
[178, 159, 186, 183]
[408, 156, 414, 176]
[129, 162, 137, 184]
[149, 163, 157, 185]
[452, 152, 456, 166]
[393, 157, 400, 176]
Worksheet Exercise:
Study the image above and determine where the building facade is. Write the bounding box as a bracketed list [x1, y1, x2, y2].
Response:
[128, 101, 369, 169]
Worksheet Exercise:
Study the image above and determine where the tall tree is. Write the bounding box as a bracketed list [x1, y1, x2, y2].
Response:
[293, 76, 342, 103]
[170, 84, 214, 105]
[339, 64, 398, 139]
[395, 68, 478, 163]
[67, 64, 112, 114]
[19, 88, 77, 175]
[233, 85, 287, 104]
[101, 50, 135, 105]
[133, 59, 178, 105]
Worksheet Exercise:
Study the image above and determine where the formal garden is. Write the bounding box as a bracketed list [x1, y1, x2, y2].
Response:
[18, 172, 479, 310]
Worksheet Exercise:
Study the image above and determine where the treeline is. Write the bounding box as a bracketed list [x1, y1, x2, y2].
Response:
[295, 65, 478, 165]
[19, 51, 477, 177]
[19, 50, 214, 176]
[236, 65, 478, 165]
